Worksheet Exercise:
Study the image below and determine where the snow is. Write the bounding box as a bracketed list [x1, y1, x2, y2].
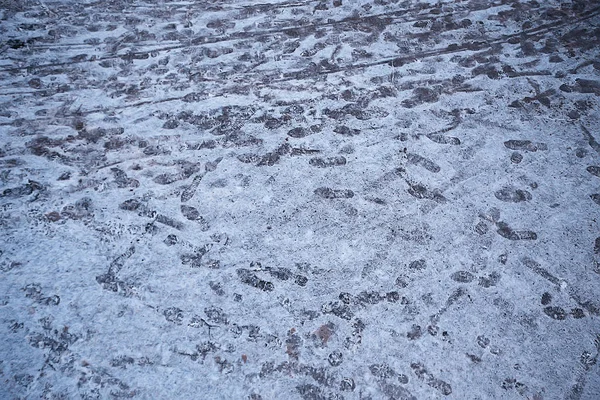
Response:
[1, 0, 600, 399]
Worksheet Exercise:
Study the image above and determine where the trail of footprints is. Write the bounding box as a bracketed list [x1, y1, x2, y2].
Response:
[87, 125, 597, 398]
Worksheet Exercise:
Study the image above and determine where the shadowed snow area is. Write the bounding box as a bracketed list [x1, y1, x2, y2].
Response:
[1, 0, 600, 398]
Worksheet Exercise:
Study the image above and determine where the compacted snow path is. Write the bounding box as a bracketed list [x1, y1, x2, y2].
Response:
[1, 0, 600, 398]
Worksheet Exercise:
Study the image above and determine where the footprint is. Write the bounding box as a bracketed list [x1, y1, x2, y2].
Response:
[181, 173, 206, 202]
[407, 182, 447, 203]
[474, 221, 488, 235]
[236, 269, 274, 291]
[543, 306, 567, 320]
[291, 147, 321, 156]
[180, 205, 210, 231]
[494, 187, 532, 202]
[0, 180, 44, 198]
[587, 166, 600, 177]
[451, 271, 475, 283]
[426, 134, 460, 145]
[110, 167, 139, 188]
[309, 156, 347, 167]
[410, 362, 452, 395]
[407, 153, 440, 172]
[287, 127, 311, 138]
[409, 259, 426, 270]
[314, 187, 354, 199]
[510, 152, 523, 163]
[237, 154, 261, 164]
[496, 222, 537, 240]
[504, 140, 547, 152]
[334, 126, 361, 136]
[479, 272, 501, 288]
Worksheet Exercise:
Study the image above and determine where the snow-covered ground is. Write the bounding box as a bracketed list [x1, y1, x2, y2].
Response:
[1, 0, 600, 398]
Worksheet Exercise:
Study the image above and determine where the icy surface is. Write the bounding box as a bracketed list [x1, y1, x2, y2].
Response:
[1, 0, 600, 398]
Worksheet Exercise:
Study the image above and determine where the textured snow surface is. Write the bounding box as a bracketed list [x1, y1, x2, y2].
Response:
[1, 0, 600, 398]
